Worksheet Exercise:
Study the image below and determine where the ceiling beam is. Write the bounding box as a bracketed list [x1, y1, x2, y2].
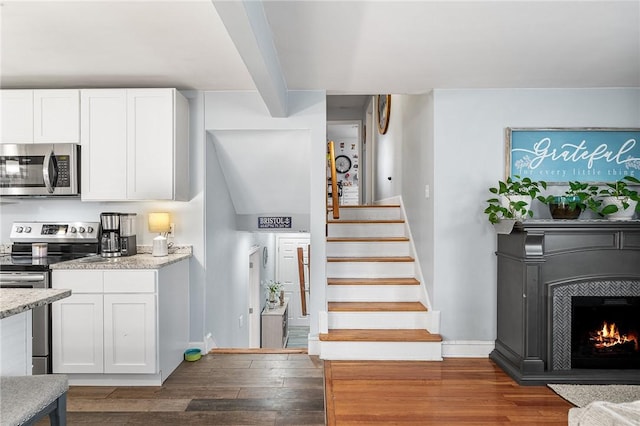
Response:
[212, 0, 289, 117]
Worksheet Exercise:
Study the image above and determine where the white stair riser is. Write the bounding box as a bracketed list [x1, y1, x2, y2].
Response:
[327, 285, 420, 302]
[327, 241, 411, 257]
[320, 341, 443, 361]
[329, 207, 402, 221]
[327, 262, 415, 278]
[328, 311, 430, 329]
[327, 223, 405, 238]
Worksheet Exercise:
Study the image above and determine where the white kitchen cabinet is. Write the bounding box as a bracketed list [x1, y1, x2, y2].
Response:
[0, 89, 79, 144]
[81, 88, 189, 201]
[53, 293, 104, 373]
[0, 90, 33, 143]
[104, 293, 156, 374]
[33, 90, 80, 143]
[51, 261, 188, 385]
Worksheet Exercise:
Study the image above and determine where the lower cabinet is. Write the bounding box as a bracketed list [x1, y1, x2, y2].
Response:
[261, 300, 289, 348]
[52, 261, 188, 384]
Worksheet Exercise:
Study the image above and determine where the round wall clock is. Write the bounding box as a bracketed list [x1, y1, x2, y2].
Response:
[377, 94, 391, 135]
[334, 155, 352, 173]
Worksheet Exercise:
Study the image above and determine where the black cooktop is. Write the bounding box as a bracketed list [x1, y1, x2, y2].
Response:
[0, 253, 91, 272]
[0, 242, 99, 272]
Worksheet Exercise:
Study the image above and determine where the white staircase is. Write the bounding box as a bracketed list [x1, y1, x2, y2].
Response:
[320, 204, 442, 361]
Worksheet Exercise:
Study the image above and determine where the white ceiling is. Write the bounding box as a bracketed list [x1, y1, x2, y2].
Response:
[2, 0, 639, 94]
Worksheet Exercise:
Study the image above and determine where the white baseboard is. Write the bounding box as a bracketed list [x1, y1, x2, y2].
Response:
[189, 341, 206, 353]
[442, 340, 494, 358]
[307, 334, 320, 355]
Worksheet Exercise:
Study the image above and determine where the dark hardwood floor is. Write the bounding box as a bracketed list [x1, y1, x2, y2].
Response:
[38, 355, 572, 425]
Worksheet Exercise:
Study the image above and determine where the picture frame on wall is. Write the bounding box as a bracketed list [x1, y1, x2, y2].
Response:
[505, 127, 640, 184]
[377, 95, 391, 135]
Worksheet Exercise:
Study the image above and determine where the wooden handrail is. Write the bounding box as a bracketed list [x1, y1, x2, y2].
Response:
[297, 246, 307, 316]
[327, 140, 340, 219]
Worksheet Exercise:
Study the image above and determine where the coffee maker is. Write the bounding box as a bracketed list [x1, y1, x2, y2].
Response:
[100, 212, 137, 257]
[119, 213, 137, 257]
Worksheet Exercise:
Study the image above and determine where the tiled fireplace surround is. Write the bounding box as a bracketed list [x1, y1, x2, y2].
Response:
[490, 220, 640, 385]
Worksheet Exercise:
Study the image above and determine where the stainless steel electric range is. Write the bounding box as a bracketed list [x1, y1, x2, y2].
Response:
[0, 221, 99, 374]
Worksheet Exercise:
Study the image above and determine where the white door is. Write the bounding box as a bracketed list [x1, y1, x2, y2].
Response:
[80, 89, 128, 200]
[33, 89, 80, 143]
[248, 248, 261, 348]
[0, 90, 33, 144]
[104, 293, 156, 374]
[276, 235, 310, 327]
[52, 293, 104, 374]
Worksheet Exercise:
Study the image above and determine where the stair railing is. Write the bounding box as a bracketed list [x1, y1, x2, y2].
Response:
[327, 140, 340, 219]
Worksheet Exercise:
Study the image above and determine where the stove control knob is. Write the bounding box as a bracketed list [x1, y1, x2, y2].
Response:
[24, 226, 32, 233]
[87, 226, 94, 233]
[70, 227, 77, 233]
[79, 227, 86, 233]
[15, 226, 23, 233]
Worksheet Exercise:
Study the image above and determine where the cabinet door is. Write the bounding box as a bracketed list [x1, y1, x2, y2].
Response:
[126, 89, 174, 200]
[80, 89, 128, 200]
[33, 90, 80, 143]
[0, 90, 33, 144]
[52, 294, 104, 374]
[104, 293, 157, 374]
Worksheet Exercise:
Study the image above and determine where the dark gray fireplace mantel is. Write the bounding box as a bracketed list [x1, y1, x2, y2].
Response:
[490, 220, 640, 385]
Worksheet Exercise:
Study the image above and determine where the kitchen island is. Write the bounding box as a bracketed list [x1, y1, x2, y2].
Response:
[0, 288, 71, 375]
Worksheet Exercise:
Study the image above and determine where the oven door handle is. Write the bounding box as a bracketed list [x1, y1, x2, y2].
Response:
[0, 274, 47, 284]
[42, 147, 57, 194]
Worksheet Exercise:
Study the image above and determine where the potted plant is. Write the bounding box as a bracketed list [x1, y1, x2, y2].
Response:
[537, 181, 600, 219]
[485, 176, 547, 233]
[264, 280, 282, 309]
[597, 176, 640, 220]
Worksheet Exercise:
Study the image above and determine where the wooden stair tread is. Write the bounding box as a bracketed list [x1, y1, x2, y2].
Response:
[329, 220, 405, 225]
[327, 237, 409, 242]
[327, 256, 414, 262]
[328, 278, 420, 286]
[328, 302, 427, 312]
[319, 329, 442, 342]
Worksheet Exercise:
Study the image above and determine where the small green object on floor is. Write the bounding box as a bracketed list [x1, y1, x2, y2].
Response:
[184, 348, 202, 362]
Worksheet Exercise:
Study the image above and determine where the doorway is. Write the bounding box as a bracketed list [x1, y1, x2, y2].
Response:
[248, 246, 261, 348]
[276, 234, 310, 328]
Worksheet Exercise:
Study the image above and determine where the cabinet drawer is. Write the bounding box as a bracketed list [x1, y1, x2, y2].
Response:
[104, 270, 156, 293]
[52, 270, 103, 292]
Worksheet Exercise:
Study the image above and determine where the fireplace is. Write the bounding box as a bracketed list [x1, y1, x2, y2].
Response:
[491, 220, 640, 384]
[571, 296, 640, 369]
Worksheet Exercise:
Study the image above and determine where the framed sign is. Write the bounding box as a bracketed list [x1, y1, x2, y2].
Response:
[506, 128, 640, 183]
[258, 216, 291, 229]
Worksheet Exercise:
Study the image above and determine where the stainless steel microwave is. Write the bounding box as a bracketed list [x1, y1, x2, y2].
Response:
[0, 143, 80, 197]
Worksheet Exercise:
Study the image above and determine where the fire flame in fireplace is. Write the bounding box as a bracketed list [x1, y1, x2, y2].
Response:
[589, 322, 639, 351]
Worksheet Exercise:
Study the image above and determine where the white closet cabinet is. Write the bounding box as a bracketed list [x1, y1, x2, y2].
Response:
[81, 88, 189, 201]
[0, 89, 79, 144]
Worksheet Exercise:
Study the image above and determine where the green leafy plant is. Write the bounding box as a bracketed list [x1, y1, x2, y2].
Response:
[263, 280, 282, 295]
[537, 181, 601, 218]
[597, 176, 640, 215]
[484, 176, 547, 224]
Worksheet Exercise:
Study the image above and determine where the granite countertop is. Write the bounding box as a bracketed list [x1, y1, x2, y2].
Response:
[50, 252, 191, 270]
[0, 288, 71, 319]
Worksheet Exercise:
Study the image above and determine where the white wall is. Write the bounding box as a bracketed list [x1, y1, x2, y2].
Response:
[374, 95, 404, 200]
[203, 90, 326, 349]
[430, 88, 640, 342]
[401, 92, 435, 301]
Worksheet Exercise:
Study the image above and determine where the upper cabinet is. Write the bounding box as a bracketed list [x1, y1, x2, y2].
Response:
[81, 88, 189, 201]
[0, 89, 80, 144]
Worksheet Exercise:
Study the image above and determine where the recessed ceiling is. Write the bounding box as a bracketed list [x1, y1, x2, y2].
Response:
[1, 1, 638, 93]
